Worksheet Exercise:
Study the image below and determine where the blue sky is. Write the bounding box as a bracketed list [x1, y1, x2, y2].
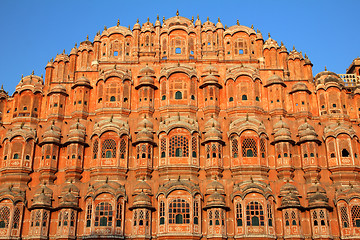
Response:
[0, 0, 359, 93]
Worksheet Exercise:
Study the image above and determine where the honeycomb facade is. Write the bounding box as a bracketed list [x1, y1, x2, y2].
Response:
[1, 13, 360, 239]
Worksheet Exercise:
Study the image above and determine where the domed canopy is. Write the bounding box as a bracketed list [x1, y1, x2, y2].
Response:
[265, 74, 286, 87]
[72, 75, 92, 89]
[297, 121, 321, 144]
[139, 64, 155, 76]
[41, 123, 61, 145]
[15, 74, 44, 94]
[66, 120, 86, 144]
[31, 185, 53, 209]
[307, 184, 332, 210]
[48, 84, 67, 96]
[272, 119, 294, 145]
[290, 82, 311, 94]
[263, 35, 279, 50]
[133, 180, 152, 196]
[314, 71, 344, 87]
[130, 191, 155, 210]
[134, 116, 155, 145]
[206, 179, 225, 195]
[204, 191, 229, 210]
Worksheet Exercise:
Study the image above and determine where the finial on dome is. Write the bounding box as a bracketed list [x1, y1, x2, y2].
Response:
[177, 61, 180, 67]
[225, 24, 228, 29]
[137, 18, 139, 23]
[63, 49, 65, 54]
[305, 53, 308, 59]
[157, 14, 159, 20]
[1, 85, 3, 90]
[207, 16, 209, 21]
[117, 19, 120, 26]
[178, 175, 181, 181]
[114, 64, 116, 69]
[41, 74, 43, 79]
[268, 33, 271, 38]
[104, 25, 107, 30]
[21, 74, 23, 79]
[325, 66, 327, 71]
[237, 19, 239, 25]
[281, 41, 284, 46]
[197, 14, 199, 20]
[105, 177, 109, 183]
[32, 70, 34, 75]
[293, 45, 295, 51]
[163, 16, 165, 23]
[147, 17, 149, 22]
[176, 9, 179, 16]
[86, 35, 89, 41]
[110, 115, 113, 122]
[128, 25, 130, 30]
[75, 43, 77, 47]
[191, 16, 194, 22]
[246, 113, 249, 121]
[218, 17, 221, 22]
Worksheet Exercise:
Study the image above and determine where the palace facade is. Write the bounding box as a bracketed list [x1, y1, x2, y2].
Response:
[1, 13, 360, 240]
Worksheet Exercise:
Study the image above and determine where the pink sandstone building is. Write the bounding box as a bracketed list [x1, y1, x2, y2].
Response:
[0, 13, 360, 239]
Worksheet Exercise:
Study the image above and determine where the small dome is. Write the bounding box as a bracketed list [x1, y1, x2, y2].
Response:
[207, 191, 225, 204]
[204, 127, 222, 142]
[139, 65, 155, 76]
[216, 19, 224, 29]
[273, 119, 289, 131]
[49, 84, 67, 95]
[280, 182, 299, 195]
[133, 191, 152, 207]
[354, 88, 360, 95]
[136, 128, 154, 143]
[288, 48, 304, 60]
[203, 64, 219, 76]
[263, 35, 279, 50]
[139, 76, 154, 85]
[203, 74, 219, 84]
[46, 60, 54, 68]
[32, 185, 53, 207]
[266, 74, 284, 86]
[291, 82, 309, 93]
[137, 116, 154, 130]
[133, 20, 141, 30]
[70, 45, 78, 55]
[134, 180, 152, 195]
[15, 74, 44, 94]
[314, 71, 343, 86]
[67, 121, 86, 142]
[206, 179, 225, 195]
[42, 123, 61, 143]
[204, 116, 221, 130]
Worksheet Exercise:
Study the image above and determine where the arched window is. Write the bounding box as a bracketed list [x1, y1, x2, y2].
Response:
[242, 95, 248, 100]
[101, 139, 116, 158]
[86, 202, 92, 227]
[242, 138, 257, 157]
[342, 149, 350, 157]
[161, 138, 166, 158]
[192, 137, 197, 158]
[169, 199, 190, 224]
[229, 97, 234, 102]
[0, 206, 10, 229]
[169, 136, 189, 157]
[93, 139, 99, 159]
[110, 96, 116, 102]
[194, 200, 199, 225]
[13, 153, 19, 159]
[340, 206, 349, 228]
[351, 205, 360, 227]
[232, 138, 238, 158]
[95, 202, 113, 227]
[116, 202, 122, 227]
[175, 91, 182, 99]
[260, 138, 266, 158]
[246, 201, 264, 226]
[159, 201, 165, 225]
[12, 207, 21, 229]
[236, 202, 243, 226]
[120, 139, 126, 159]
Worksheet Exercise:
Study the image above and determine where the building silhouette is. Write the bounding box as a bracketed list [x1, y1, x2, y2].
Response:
[0, 13, 360, 239]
